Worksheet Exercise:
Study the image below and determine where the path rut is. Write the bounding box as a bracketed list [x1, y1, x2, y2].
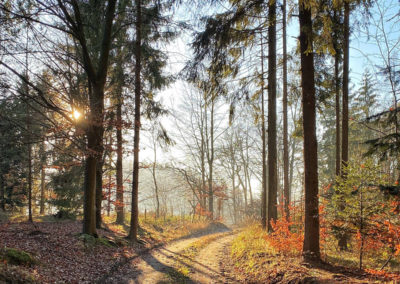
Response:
[105, 227, 236, 284]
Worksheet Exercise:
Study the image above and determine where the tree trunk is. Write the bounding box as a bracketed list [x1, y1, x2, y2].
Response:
[83, 151, 97, 236]
[282, 0, 290, 220]
[299, 0, 320, 261]
[260, 34, 267, 230]
[40, 140, 46, 215]
[0, 174, 4, 211]
[115, 95, 125, 224]
[40, 165, 45, 215]
[83, 82, 105, 236]
[267, 0, 277, 232]
[152, 141, 160, 218]
[26, 105, 33, 222]
[207, 99, 215, 220]
[96, 159, 103, 228]
[335, 51, 341, 177]
[341, 1, 349, 173]
[128, 0, 142, 242]
[339, 1, 350, 251]
[107, 165, 111, 217]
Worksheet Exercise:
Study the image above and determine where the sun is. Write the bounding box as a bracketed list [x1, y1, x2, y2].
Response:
[73, 110, 81, 120]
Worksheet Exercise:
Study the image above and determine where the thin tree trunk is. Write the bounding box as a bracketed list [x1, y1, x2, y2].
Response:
[282, 0, 290, 220]
[40, 165, 45, 215]
[116, 93, 124, 224]
[261, 35, 267, 230]
[107, 165, 111, 217]
[267, 0, 278, 232]
[207, 99, 215, 220]
[40, 140, 46, 215]
[129, 0, 142, 242]
[0, 175, 4, 211]
[26, 106, 33, 222]
[152, 140, 160, 218]
[335, 52, 341, 177]
[299, 0, 320, 261]
[200, 105, 207, 211]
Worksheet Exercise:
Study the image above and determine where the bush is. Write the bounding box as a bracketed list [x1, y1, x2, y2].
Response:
[1, 248, 36, 266]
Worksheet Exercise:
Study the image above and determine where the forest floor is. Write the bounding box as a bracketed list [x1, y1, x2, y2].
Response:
[0, 213, 222, 283]
[1, 214, 400, 283]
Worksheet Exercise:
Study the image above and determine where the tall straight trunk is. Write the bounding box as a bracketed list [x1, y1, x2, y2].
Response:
[237, 169, 248, 212]
[289, 137, 295, 195]
[341, 1, 350, 173]
[115, 94, 124, 224]
[84, 132, 100, 235]
[260, 35, 267, 229]
[96, 160, 103, 228]
[245, 134, 253, 206]
[232, 149, 237, 224]
[26, 106, 33, 222]
[282, 0, 290, 220]
[267, 0, 277, 232]
[129, 0, 142, 241]
[40, 140, 46, 215]
[299, 0, 320, 261]
[40, 165, 45, 214]
[207, 100, 215, 219]
[152, 140, 160, 218]
[107, 164, 111, 217]
[339, 0, 350, 251]
[200, 103, 207, 211]
[83, 82, 105, 236]
[335, 52, 341, 177]
[0, 175, 4, 211]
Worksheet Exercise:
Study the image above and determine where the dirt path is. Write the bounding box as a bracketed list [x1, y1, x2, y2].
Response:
[105, 226, 236, 284]
[189, 233, 239, 284]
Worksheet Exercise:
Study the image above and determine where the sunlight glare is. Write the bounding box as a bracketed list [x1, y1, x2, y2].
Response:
[73, 110, 81, 120]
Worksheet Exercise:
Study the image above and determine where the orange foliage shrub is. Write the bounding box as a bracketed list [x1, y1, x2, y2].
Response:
[264, 204, 303, 256]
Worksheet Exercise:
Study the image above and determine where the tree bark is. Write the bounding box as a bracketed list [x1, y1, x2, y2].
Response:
[40, 165, 45, 215]
[341, 1, 350, 174]
[260, 34, 267, 230]
[26, 104, 33, 222]
[0, 175, 4, 211]
[128, 0, 142, 242]
[115, 93, 124, 224]
[207, 100, 215, 220]
[335, 51, 341, 177]
[83, 151, 97, 236]
[95, 159, 103, 228]
[339, 1, 350, 251]
[299, 0, 320, 261]
[152, 139, 160, 218]
[40, 140, 46, 215]
[267, 0, 278, 232]
[282, 0, 290, 220]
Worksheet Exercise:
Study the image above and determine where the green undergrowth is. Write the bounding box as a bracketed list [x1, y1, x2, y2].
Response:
[78, 234, 119, 249]
[0, 248, 38, 283]
[0, 247, 37, 266]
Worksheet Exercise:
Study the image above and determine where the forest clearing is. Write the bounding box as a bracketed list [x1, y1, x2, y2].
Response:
[1, 0, 400, 283]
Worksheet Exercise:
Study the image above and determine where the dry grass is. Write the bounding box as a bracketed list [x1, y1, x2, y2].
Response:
[227, 223, 400, 283]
